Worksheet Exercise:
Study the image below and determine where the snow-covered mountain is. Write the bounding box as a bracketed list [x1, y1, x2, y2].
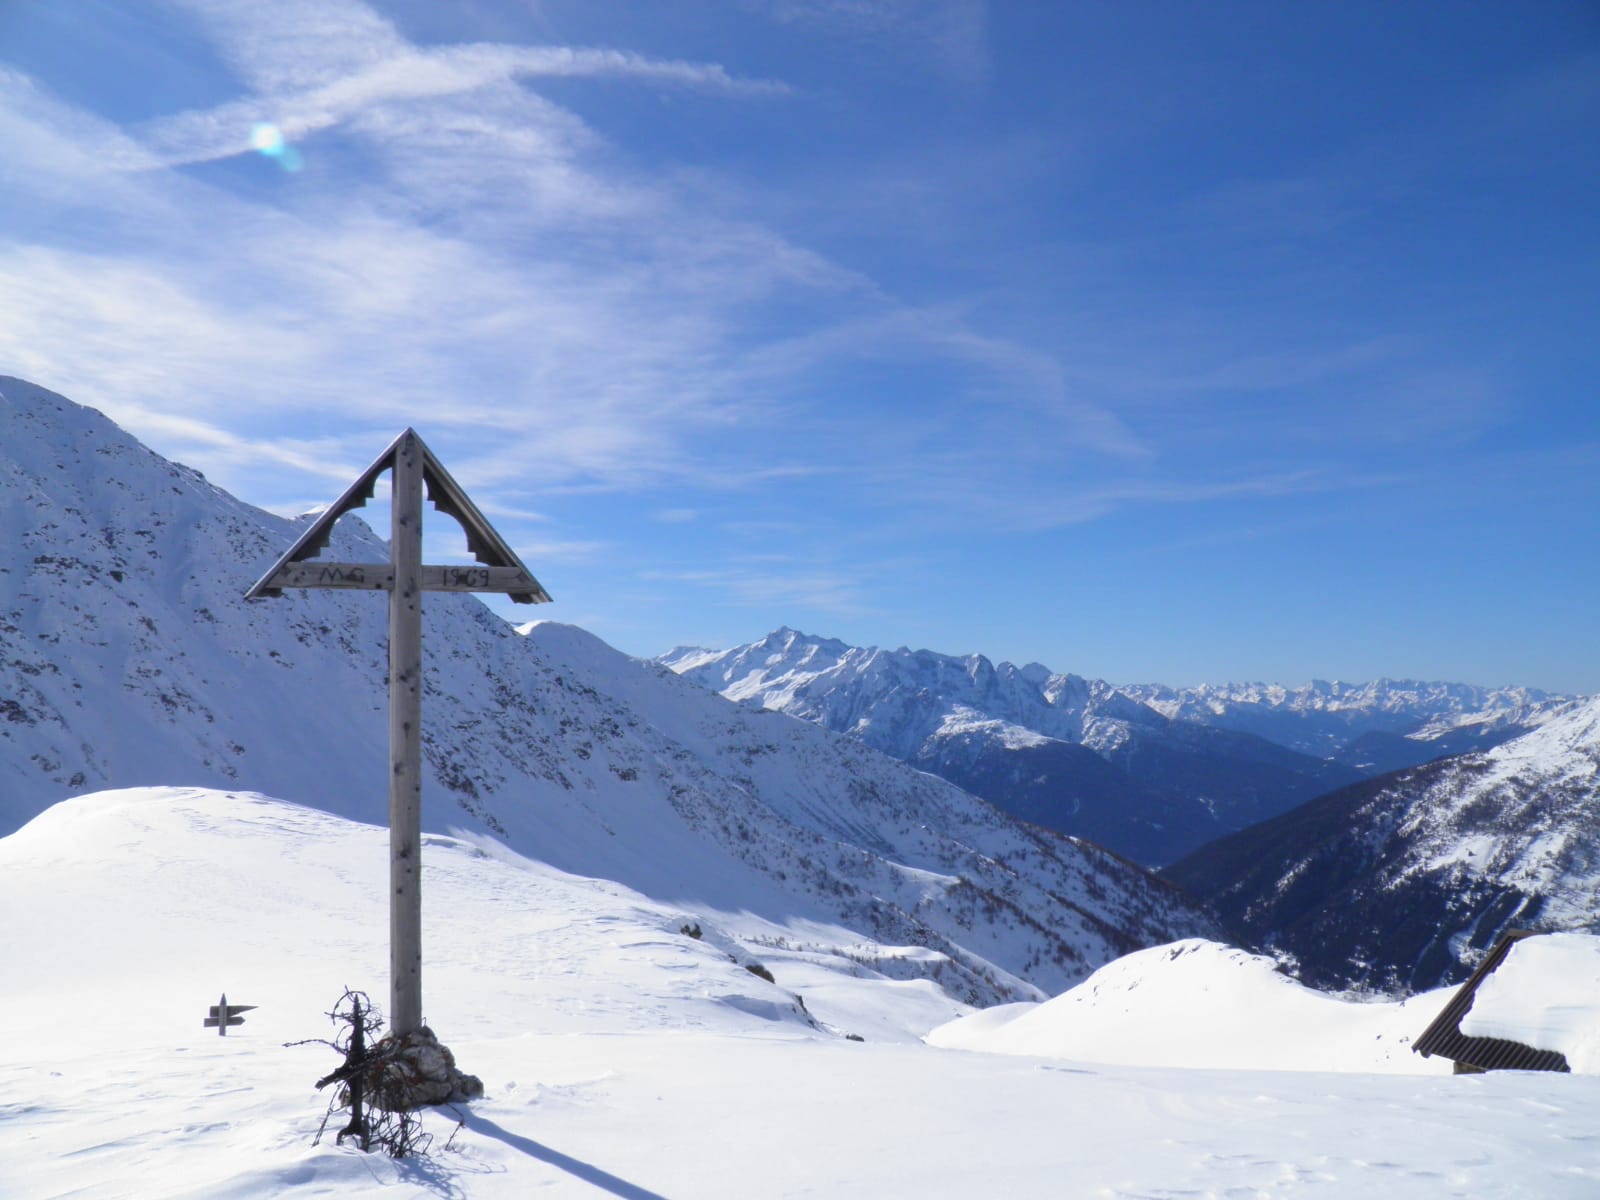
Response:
[661, 629, 1361, 865]
[1124, 679, 1579, 772]
[0, 376, 1213, 1004]
[1164, 696, 1600, 993]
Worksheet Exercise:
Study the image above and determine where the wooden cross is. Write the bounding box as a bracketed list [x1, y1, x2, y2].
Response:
[246, 429, 550, 1035]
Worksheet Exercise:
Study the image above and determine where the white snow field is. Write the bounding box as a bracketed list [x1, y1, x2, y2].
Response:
[4, 788, 1599, 1199]
[926, 940, 1451, 1074]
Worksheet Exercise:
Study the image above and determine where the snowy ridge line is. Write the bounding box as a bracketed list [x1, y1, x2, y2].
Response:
[660, 627, 1368, 865]
[0, 375, 1212, 1008]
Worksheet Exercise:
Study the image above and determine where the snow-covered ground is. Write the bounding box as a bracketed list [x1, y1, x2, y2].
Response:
[5, 788, 1598, 1198]
[927, 940, 1450, 1074]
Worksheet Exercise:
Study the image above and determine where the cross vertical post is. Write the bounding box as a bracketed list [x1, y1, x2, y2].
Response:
[388, 432, 425, 1036]
[245, 426, 551, 1060]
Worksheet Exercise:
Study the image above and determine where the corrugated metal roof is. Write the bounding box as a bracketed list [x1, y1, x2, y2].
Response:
[1413, 929, 1570, 1073]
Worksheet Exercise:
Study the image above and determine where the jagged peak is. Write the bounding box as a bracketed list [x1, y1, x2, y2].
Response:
[1017, 662, 1053, 688]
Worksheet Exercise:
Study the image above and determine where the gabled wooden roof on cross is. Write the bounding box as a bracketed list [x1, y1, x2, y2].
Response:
[246, 427, 550, 604]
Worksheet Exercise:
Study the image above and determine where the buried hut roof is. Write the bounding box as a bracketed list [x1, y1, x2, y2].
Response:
[1413, 930, 1577, 1074]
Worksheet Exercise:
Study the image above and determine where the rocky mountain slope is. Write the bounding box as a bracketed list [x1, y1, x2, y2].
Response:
[0, 376, 1214, 1004]
[1164, 697, 1600, 993]
[661, 629, 1361, 865]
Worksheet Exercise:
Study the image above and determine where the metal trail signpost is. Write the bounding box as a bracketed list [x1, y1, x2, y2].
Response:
[246, 429, 550, 1037]
[204, 993, 256, 1036]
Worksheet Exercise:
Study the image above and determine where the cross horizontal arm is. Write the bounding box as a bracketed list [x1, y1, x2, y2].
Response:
[254, 561, 550, 599]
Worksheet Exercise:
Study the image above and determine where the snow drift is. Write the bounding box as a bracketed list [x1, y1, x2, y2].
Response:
[928, 939, 1450, 1074]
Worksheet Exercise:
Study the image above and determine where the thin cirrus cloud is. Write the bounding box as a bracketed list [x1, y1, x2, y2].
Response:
[135, 41, 789, 169]
[640, 565, 876, 617]
[728, 304, 1149, 465]
[0, 0, 1311, 549]
[0, 43, 802, 502]
[757, 0, 991, 84]
[108, 404, 367, 486]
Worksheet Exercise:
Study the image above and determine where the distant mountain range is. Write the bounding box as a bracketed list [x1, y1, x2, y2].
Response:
[0, 376, 1214, 1005]
[1124, 679, 1574, 774]
[660, 631, 1578, 866]
[1164, 695, 1600, 993]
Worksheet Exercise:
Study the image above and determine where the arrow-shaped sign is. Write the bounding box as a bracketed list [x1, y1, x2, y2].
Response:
[203, 992, 257, 1036]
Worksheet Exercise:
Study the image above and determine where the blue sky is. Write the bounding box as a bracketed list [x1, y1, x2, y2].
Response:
[2, 1, 1596, 690]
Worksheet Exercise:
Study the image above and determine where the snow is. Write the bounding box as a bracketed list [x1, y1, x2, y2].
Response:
[1422, 832, 1500, 873]
[1481, 695, 1600, 783]
[1380, 697, 1600, 936]
[5, 788, 1600, 1199]
[934, 706, 1051, 750]
[927, 940, 1451, 1074]
[1462, 932, 1600, 1072]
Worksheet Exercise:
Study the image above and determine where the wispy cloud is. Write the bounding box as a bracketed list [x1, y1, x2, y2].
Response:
[754, 0, 990, 84]
[852, 458, 1375, 536]
[641, 565, 877, 616]
[169, 0, 410, 92]
[510, 538, 610, 564]
[0, 68, 163, 190]
[730, 303, 1148, 461]
[138, 40, 788, 169]
[112, 403, 368, 484]
[474, 501, 554, 524]
[0, 43, 805, 501]
[0, 0, 1404, 551]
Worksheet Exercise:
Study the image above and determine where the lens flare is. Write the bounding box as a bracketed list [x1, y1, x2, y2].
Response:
[250, 122, 285, 156]
[249, 122, 304, 173]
